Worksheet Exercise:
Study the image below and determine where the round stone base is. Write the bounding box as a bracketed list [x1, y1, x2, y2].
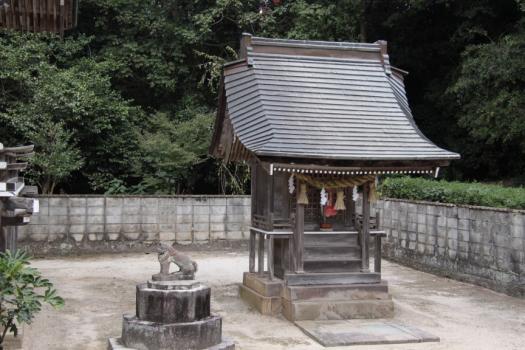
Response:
[108, 336, 235, 350]
[121, 314, 225, 350]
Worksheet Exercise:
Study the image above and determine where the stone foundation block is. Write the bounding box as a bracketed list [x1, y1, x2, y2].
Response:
[121, 314, 223, 350]
[242, 272, 282, 297]
[239, 285, 282, 315]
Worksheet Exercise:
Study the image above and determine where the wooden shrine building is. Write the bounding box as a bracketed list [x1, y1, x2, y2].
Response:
[0, 0, 79, 36]
[210, 34, 459, 321]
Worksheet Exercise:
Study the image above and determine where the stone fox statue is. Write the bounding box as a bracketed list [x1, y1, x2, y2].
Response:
[153, 243, 198, 281]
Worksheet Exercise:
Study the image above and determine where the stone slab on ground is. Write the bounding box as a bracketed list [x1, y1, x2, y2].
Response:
[108, 336, 235, 350]
[295, 320, 439, 347]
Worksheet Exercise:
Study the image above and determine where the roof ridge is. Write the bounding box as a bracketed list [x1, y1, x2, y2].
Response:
[248, 34, 382, 52]
[248, 51, 383, 65]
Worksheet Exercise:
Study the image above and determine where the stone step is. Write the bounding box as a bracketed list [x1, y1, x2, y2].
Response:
[284, 272, 380, 286]
[304, 251, 360, 260]
[282, 282, 390, 301]
[304, 258, 361, 273]
[282, 298, 394, 321]
[304, 243, 361, 256]
[304, 233, 358, 245]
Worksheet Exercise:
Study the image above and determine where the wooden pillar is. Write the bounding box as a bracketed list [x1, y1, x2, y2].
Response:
[289, 213, 296, 271]
[32, 0, 37, 32]
[265, 165, 273, 276]
[258, 233, 265, 275]
[249, 161, 257, 273]
[374, 210, 381, 273]
[361, 182, 370, 272]
[345, 186, 356, 227]
[250, 161, 257, 224]
[249, 229, 256, 273]
[266, 167, 274, 230]
[267, 235, 274, 280]
[294, 203, 305, 273]
[59, 0, 65, 37]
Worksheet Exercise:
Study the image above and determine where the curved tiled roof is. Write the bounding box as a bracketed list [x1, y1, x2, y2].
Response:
[221, 36, 459, 161]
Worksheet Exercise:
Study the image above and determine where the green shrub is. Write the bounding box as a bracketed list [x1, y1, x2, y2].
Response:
[379, 176, 525, 210]
[0, 250, 64, 348]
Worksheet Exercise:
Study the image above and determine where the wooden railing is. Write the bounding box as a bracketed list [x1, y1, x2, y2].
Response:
[248, 225, 386, 280]
[252, 213, 273, 230]
[249, 212, 386, 280]
[0, 0, 79, 36]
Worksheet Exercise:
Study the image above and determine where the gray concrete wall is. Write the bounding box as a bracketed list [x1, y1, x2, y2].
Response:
[18, 195, 525, 297]
[19, 195, 251, 255]
[373, 198, 525, 297]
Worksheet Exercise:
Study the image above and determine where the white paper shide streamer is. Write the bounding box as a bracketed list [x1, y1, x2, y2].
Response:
[320, 187, 328, 206]
[352, 186, 358, 202]
[288, 174, 295, 194]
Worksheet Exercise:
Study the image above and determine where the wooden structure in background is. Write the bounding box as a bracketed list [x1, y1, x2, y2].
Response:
[0, 0, 79, 36]
[0, 142, 38, 253]
[211, 34, 459, 321]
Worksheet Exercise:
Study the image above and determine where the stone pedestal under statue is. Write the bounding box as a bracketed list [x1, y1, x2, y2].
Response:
[108, 245, 234, 350]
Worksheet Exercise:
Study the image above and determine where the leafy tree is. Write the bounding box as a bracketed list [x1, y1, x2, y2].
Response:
[2, 0, 525, 193]
[27, 121, 84, 194]
[0, 250, 64, 349]
[136, 110, 214, 194]
[0, 31, 144, 193]
[448, 9, 525, 181]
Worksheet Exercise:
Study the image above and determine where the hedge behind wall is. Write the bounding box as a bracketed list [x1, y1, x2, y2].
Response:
[380, 177, 525, 210]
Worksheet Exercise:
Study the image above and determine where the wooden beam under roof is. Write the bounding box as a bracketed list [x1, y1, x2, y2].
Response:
[270, 162, 439, 176]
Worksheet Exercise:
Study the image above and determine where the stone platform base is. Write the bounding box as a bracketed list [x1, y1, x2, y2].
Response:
[282, 281, 394, 321]
[240, 272, 394, 321]
[239, 272, 283, 315]
[108, 337, 235, 350]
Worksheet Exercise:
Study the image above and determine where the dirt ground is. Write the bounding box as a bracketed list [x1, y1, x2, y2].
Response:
[20, 247, 525, 350]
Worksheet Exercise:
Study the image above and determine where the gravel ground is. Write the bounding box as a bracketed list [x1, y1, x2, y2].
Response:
[20, 248, 525, 350]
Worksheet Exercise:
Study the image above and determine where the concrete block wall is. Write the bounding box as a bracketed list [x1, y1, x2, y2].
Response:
[17, 194, 525, 296]
[372, 198, 525, 297]
[18, 195, 251, 255]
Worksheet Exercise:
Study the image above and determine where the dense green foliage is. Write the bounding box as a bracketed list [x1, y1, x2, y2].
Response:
[380, 176, 525, 209]
[448, 23, 525, 180]
[0, 250, 64, 346]
[0, 0, 524, 193]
